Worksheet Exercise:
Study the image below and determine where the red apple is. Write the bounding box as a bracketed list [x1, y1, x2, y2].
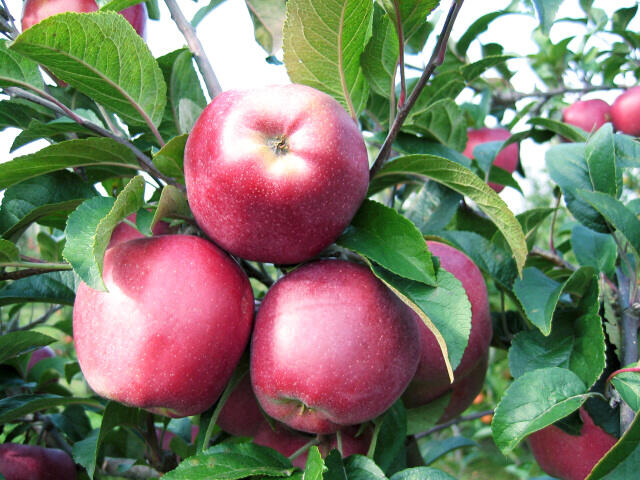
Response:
[26, 346, 55, 372]
[108, 213, 172, 249]
[22, 0, 147, 37]
[528, 408, 617, 480]
[463, 127, 519, 193]
[184, 84, 370, 264]
[0, 443, 76, 480]
[73, 235, 254, 417]
[403, 241, 492, 422]
[611, 86, 640, 136]
[251, 260, 420, 434]
[217, 375, 267, 437]
[562, 99, 611, 134]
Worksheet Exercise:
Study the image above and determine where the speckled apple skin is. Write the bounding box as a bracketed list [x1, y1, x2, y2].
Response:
[563, 99, 611, 134]
[251, 260, 420, 434]
[611, 86, 640, 136]
[0, 444, 77, 480]
[403, 242, 492, 418]
[22, 0, 146, 37]
[217, 375, 267, 437]
[528, 408, 617, 480]
[73, 235, 254, 417]
[184, 84, 370, 265]
[463, 128, 519, 193]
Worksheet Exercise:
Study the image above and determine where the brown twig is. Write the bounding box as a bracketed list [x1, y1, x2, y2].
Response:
[163, 0, 222, 100]
[0, 267, 70, 281]
[370, 0, 464, 177]
[17, 306, 64, 330]
[414, 409, 494, 438]
[530, 246, 577, 271]
[492, 84, 625, 107]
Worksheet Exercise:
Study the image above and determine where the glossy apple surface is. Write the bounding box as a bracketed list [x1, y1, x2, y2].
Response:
[403, 241, 492, 421]
[108, 213, 172, 249]
[184, 84, 369, 264]
[611, 86, 640, 136]
[0, 443, 76, 480]
[118, 2, 147, 37]
[26, 346, 55, 372]
[528, 408, 617, 480]
[562, 99, 611, 134]
[217, 375, 267, 437]
[73, 235, 254, 417]
[251, 260, 420, 434]
[463, 127, 519, 193]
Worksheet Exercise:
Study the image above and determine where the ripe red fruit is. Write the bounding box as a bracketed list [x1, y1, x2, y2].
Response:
[217, 376, 267, 437]
[403, 241, 492, 422]
[562, 99, 611, 134]
[611, 86, 640, 136]
[528, 408, 617, 480]
[108, 213, 172, 249]
[26, 346, 55, 372]
[251, 260, 420, 434]
[463, 127, 519, 193]
[184, 84, 370, 264]
[73, 235, 254, 417]
[0, 443, 76, 480]
[21, 0, 147, 36]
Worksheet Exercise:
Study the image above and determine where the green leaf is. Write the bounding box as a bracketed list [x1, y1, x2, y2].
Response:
[0, 171, 96, 240]
[167, 51, 207, 134]
[406, 393, 451, 436]
[151, 185, 191, 229]
[344, 455, 388, 480]
[612, 372, 640, 412]
[0, 239, 19, 262]
[191, 0, 227, 27]
[513, 266, 598, 336]
[460, 55, 514, 82]
[283, 0, 373, 118]
[0, 40, 43, 90]
[0, 138, 138, 191]
[337, 200, 436, 286]
[0, 331, 56, 365]
[100, 0, 144, 11]
[491, 367, 589, 453]
[63, 176, 145, 291]
[162, 443, 294, 479]
[0, 100, 52, 132]
[361, 5, 398, 97]
[575, 190, 640, 259]
[403, 183, 462, 235]
[246, 0, 287, 55]
[370, 264, 471, 379]
[304, 446, 325, 479]
[152, 134, 187, 182]
[0, 271, 76, 306]
[378, 0, 438, 42]
[373, 401, 406, 474]
[586, 411, 640, 479]
[456, 11, 510, 57]
[0, 394, 99, 424]
[11, 118, 98, 152]
[369, 154, 528, 274]
[72, 402, 143, 478]
[534, 0, 563, 34]
[12, 12, 166, 128]
[324, 450, 348, 480]
[390, 467, 456, 480]
[530, 117, 588, 143]
[546, 143, 608, 233]
[586, 124, 620, 198]
[508, 313, 605, 388]
[404, 99, 467, 152]
[614, 134, 640, 168]
[571, 225, 617, 277]
[612, 5, 638, 33]
[393, 135, 470, 167]
[417, 436, 476, 466]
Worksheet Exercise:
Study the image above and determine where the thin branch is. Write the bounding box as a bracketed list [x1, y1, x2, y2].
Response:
[17, 306, 64, 331]
[414, 409, 494, 438]
[370, 0, 464, 177]
[5, 87, 181, 189]
[492, 84, 625, 107]
[0, 266, 70, 281]
[391, 0, 406, 107]
[530, 247, 577, 271]
[163, 0, 222, 100]
[288, 438, 320, 462]
[549, 190, 562, 254]
[0, 0, 19, 40]
[240, 260, 274, 287]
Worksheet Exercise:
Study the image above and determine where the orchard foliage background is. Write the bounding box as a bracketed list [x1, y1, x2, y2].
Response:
[0, 0, 639, 479]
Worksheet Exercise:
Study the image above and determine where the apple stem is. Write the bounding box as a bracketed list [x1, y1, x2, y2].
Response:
[163, 0, 222, 101]
[288, 438, 320, 462]
[414, 409, 495, 439]
[366, 421, 382, 458]
[370, 0, 465, 178]
[390, 0, 406, 109]
[239, 259, 275, 287]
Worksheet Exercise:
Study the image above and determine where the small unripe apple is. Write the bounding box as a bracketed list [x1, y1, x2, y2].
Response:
[217, 375, 267, 437]
[528, 408, 617, 480]
[73, 235, 254, 417]
[403, 241, 492, 422]
[108, 213, 172, 249]
[22, 0, 147, 37]
[184, 84, 370, 264]
[251, 260, 420, 434]
[0, 443, 76, 480]
[463, 128, 519, 193]
[611, 86, 640, 136]
[26, 346, 56, 372]
[562, 99, 611, 134]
